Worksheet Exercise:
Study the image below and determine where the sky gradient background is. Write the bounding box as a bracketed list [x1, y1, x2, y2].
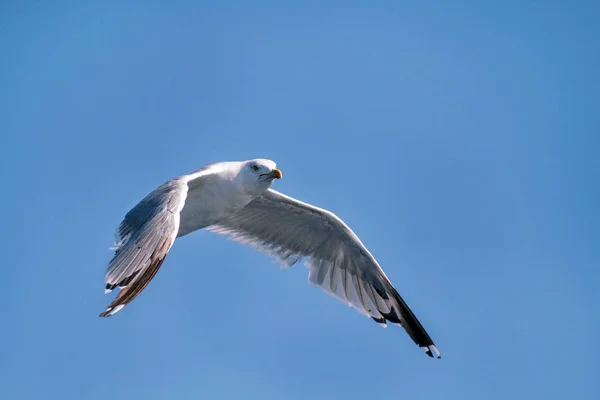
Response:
[2, 1, 599, 399]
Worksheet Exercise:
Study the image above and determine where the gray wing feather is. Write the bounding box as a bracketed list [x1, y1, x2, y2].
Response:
[100, 179, 188, 317]
[207, 189, 441, 358]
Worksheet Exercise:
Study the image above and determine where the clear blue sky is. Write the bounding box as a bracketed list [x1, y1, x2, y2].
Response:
[2, 1, 599, 399]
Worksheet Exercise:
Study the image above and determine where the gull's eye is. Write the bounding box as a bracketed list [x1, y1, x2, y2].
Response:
[251, 165, 259, 171]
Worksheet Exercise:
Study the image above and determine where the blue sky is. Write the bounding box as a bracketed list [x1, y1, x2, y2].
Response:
[2, 1, 599, 399]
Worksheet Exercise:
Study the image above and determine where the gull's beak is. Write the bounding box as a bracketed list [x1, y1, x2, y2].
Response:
[271, 169, 282, 179]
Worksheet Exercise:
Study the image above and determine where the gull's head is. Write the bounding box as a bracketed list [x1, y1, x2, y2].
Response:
[239, 159, 282, 193]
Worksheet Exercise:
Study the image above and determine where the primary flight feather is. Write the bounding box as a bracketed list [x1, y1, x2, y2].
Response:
[100, 158, 441, 358]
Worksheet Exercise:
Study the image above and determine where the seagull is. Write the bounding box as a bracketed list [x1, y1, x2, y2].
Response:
[100, 159, 441, 358]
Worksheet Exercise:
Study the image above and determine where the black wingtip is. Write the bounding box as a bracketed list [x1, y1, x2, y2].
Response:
[99, 305, 116, 318]
[371, 316, 387, 326]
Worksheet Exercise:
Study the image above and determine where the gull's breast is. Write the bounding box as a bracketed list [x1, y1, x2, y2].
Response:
[177, 180, 255, 238]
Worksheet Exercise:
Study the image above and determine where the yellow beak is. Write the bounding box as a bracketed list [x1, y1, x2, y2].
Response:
[272, 169, 282, 179]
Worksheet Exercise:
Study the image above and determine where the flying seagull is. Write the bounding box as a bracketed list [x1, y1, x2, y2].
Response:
[100, 159, 441, 358]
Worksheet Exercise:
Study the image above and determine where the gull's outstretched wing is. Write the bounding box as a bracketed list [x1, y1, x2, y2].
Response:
[206, 189, 441, 358]
[99, 179, 189, 317]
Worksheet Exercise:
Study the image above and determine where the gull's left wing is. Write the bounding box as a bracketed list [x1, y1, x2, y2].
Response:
[206, 189, 441, 358]
[100, 179, 189, 317]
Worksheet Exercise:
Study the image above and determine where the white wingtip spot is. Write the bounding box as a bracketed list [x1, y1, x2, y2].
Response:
[424, 345, 441, 358]
[107, 304, 125, 316]
[104, 288, 112, 294]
